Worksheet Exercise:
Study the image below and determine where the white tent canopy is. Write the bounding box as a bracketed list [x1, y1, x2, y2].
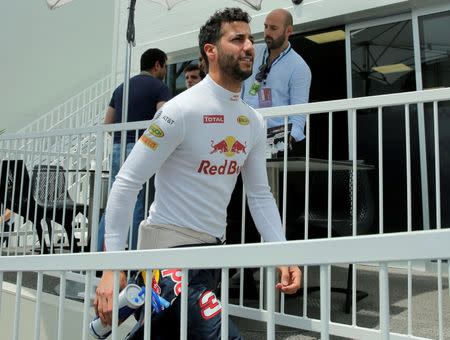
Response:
[47, 0, 263, 11]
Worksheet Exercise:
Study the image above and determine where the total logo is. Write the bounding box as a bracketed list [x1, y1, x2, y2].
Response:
[210, 135, 246, 157]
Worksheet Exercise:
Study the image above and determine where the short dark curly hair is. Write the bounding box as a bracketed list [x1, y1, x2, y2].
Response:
[198, 7, 251, 69]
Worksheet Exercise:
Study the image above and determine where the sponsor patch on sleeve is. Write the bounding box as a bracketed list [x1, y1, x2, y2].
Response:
[148, 123, 165, 138]
[139, 134, 159, 150]
[161, 115, 175, 125]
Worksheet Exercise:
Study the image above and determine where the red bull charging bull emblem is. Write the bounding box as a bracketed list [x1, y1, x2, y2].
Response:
[210, 136, 246, 157]
[197, 136, 247, 175]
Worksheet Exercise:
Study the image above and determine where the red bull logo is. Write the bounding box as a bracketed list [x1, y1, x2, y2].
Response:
[197, 160, 241, 175]
[210, 136, 246, 157]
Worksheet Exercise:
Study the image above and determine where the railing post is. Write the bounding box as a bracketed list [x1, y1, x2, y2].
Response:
[144, 269, 153, 340]
[379, 263, 390, 339]
[266, 266, 275, 340]
[82, 270, 93, 340]
[320, 265, 330, 340]
[221, 268, 229, 340]
[180, 269, 189, 340]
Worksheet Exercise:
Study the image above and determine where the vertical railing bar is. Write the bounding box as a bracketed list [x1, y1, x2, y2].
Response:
[282, 115, 288, 232]
[259, 263, 264, 310]
[42, 138, 52, 253]
[405, 103, 413, 336]
[7, 155, 18, 256]
[405, 103, 412, 232]
[111, 270, 120, 340]
[379, 263, 390, 339]
[433, 100, 441, 229]
[50, 141, 61, 254]
[221, 268, 229, 340]
[378, 107, 384, 234]
[82, 270, 93, 340]
[57, 271, 66, 340]
[320, 265, 330, 340]
[37, 139, 46, 254]
[280, 115, 289, 314]
[437, 260, 443, 340]
[20, 138, 31, 254]
[266, 266, 275, 340]
[89, 131, 105, 254]
[15, 140, 26, 256]
[303, 114, 310, 317]
[432, 100, 443, 340]
[0, 152, 10, 253]
[327, 111, 333, 331]
[378, 106, 389, 338]
[61, 136, 71, 254]
[31, 138, 43, 254]
[239, 187, 246, 306]
[352, 108, 357, 325]
[144, 269, 153, 340]
[180, 269, 189, 340]
[71, 134, 82, 253]
[25, 138, 33, 253]
[12, 271, 23, 340]
[327, 112, 333, 238]
[33, 271, 43, 340]
[80, 133, 93, 252]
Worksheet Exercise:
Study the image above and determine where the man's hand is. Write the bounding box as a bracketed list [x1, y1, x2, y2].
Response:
[276, 266, 302, 294]
[94, 271, 127, 325]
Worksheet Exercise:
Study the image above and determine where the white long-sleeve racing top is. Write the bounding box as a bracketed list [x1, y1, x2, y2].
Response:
[104, 75, 286, 251]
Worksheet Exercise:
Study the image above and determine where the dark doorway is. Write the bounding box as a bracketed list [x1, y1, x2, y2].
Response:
[291, 27, 349, 161]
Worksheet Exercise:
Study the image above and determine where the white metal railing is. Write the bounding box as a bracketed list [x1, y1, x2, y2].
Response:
[1, 87, 450, 339]
[0, 231, 449, 339]
[18, 74, 113, 133]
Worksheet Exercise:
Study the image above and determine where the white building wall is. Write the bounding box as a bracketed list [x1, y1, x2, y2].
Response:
[0, 0, 115, 133]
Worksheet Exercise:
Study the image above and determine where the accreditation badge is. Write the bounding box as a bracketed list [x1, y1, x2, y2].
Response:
[258, 87, 272, 108]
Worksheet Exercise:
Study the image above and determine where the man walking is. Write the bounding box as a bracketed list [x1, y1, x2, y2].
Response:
[97, 48, 171, 251]
[95, 8, 301, 339]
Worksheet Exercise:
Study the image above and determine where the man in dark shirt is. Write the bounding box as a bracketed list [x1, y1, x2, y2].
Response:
[97, 48, 172, 251]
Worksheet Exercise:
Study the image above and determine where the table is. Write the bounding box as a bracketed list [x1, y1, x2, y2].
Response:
[264, 157, 374, 310]
[66, 169, 109, 249]
[266, 157, 374, 206]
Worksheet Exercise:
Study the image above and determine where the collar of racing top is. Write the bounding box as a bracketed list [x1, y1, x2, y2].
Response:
[203, 75, 242, 102]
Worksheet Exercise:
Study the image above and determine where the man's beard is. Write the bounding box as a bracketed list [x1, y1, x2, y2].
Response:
[217, 50, 252, 82]
[265, 34, 285, 50]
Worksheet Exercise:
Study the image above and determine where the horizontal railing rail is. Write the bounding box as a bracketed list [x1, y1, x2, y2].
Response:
[1, 229, 449, 272]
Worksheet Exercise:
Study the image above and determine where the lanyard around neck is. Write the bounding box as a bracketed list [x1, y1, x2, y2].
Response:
[261, 44, 292, 72]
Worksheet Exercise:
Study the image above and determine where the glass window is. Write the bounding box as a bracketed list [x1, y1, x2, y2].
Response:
[419, 11, 450, 89]
[166, 58, 204, 96]
[419, 11, 450, 229]
[351, 20, 416, 97]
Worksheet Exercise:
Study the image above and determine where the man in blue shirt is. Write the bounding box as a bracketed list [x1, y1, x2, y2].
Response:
[242, 8, 311, 155]
[97, 48, 171, 251]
